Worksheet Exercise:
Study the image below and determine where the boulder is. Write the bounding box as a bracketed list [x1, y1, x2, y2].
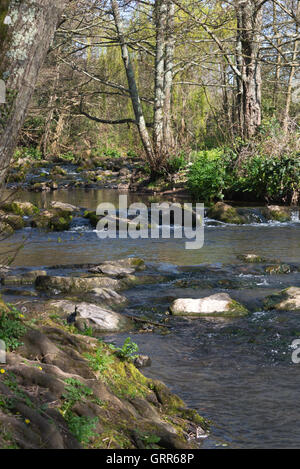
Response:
[134, 355, 152, 369]
[83, 210, 100, 227]
[261, 205, 291, 223]
[50, 165, 67, 177]
[2, 270, 48, 286]
[0, 213, 25, 230]
[50, 201, 80, 216]
[31, 210, 72, 231]
[170, 293, 248, 317]
[0, 221, 14, 236]
[89, 264, 135, 277]
[237, 253, 266, 263]
[48, 215, 72, 231]
[265, 264, 292, 275]
[100, 257, 145, 271]
[264, 287, 300, 311]
[207, 202, 247, 225]
[0, 201, 38, 216]
[47, 300, 133, 332]
[87, 287, 127, 306]
[35, 275, 122, 293]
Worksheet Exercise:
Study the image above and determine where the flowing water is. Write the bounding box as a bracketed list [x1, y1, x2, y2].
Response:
[2, 188, 300, 448]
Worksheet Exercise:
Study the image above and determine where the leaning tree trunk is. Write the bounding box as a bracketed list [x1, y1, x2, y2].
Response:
[111, 0, 155, 170]
[0, 0, 68, 188]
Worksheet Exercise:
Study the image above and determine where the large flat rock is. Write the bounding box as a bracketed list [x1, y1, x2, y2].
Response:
[170, 293, 248, 317]
[47, 300, 133, 332]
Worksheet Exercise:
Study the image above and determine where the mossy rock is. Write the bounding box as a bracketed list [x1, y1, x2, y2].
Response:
[51, 165, 67, 177]
[207, 202, 247, 225]
[0, 221, 14, 236]
[84, 210, 101, 227]
[31, 211, 71, 231]
[2, 270, 48, 286]
[170, 294, 248, 318]
[265, 264, 292, 275]
[49, 215, 72, 232]
[35, 275, 122, 293]
[1, 214, 25, 230]
[237, 253, 266, 263]
[264, 287, 300, 311]
[0, 201, 38, 217]
[261, 205, 291, 223]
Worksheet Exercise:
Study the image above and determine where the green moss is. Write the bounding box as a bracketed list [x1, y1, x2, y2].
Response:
[103, 357, 151, 399]
[227, 300, 248, 317]
[84, 210, 100, 227]
[237, 254, 265, 263]
[265, 264, 291, 275]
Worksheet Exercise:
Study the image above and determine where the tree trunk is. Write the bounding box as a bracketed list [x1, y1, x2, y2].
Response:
[111, 0, 155, 169]
[272, 2, 282, 109]
[283, 0, 299, 133]
[163, 0, 175, 155]
[153, 0, 167, 163]
[235, 0, 262, 139]
[0, 0, 68, 189]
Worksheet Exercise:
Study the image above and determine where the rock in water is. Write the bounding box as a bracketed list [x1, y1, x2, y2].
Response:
[50, 201, 80, 215]
[237, 253, 266, 263]
[207, 202, 247, 225]
[88, 287, 127, 306]
[35, 275, 122, 292]
[134, 355, 152, 368]
[89, 264, 135, 277]
[48, 300, 133, 332]
[264, 287, 300, 311]
[170, 293, 248, 317]
[261, 205, 291, 222]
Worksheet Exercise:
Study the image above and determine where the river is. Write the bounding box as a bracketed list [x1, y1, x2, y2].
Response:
[1, 187, 300, 448]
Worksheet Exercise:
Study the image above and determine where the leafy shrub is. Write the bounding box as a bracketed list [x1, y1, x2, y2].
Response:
[66, 414, 98, 445]
[61, 378, 98, 445]
[13, 147, 42, 161]
[187, 149, 229, 201]
[166, 153, 186, 173]
[187, 144, 300, 203]
[59, 151, 76, 162]
[0, 304, 27, 351]
[103, 148, 121, 158]
[236, 153, 300, 202]
[116, 338, 139, 360]
[84, 345, 114, 372]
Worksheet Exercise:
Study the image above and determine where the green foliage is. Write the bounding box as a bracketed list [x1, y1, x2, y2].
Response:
[166, 153, 187, 173]
[59, 151, 76, 162]
[187, 145, 300, 203]
[127, 149, 137, 158]
[0, 304, 27, 351]
[3, 372, 33, 409]
[84, 345, 114, 372]
[61, 378, 98, 445]
[135, 430, 161, 448]
[13, 147, 43, 161]
[187, 149, 229, 201]
[66, 413, 98, 445]
[116, 337, 139, 360]
[62, 378, 93, 408]
[235, 153, 300, 201]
